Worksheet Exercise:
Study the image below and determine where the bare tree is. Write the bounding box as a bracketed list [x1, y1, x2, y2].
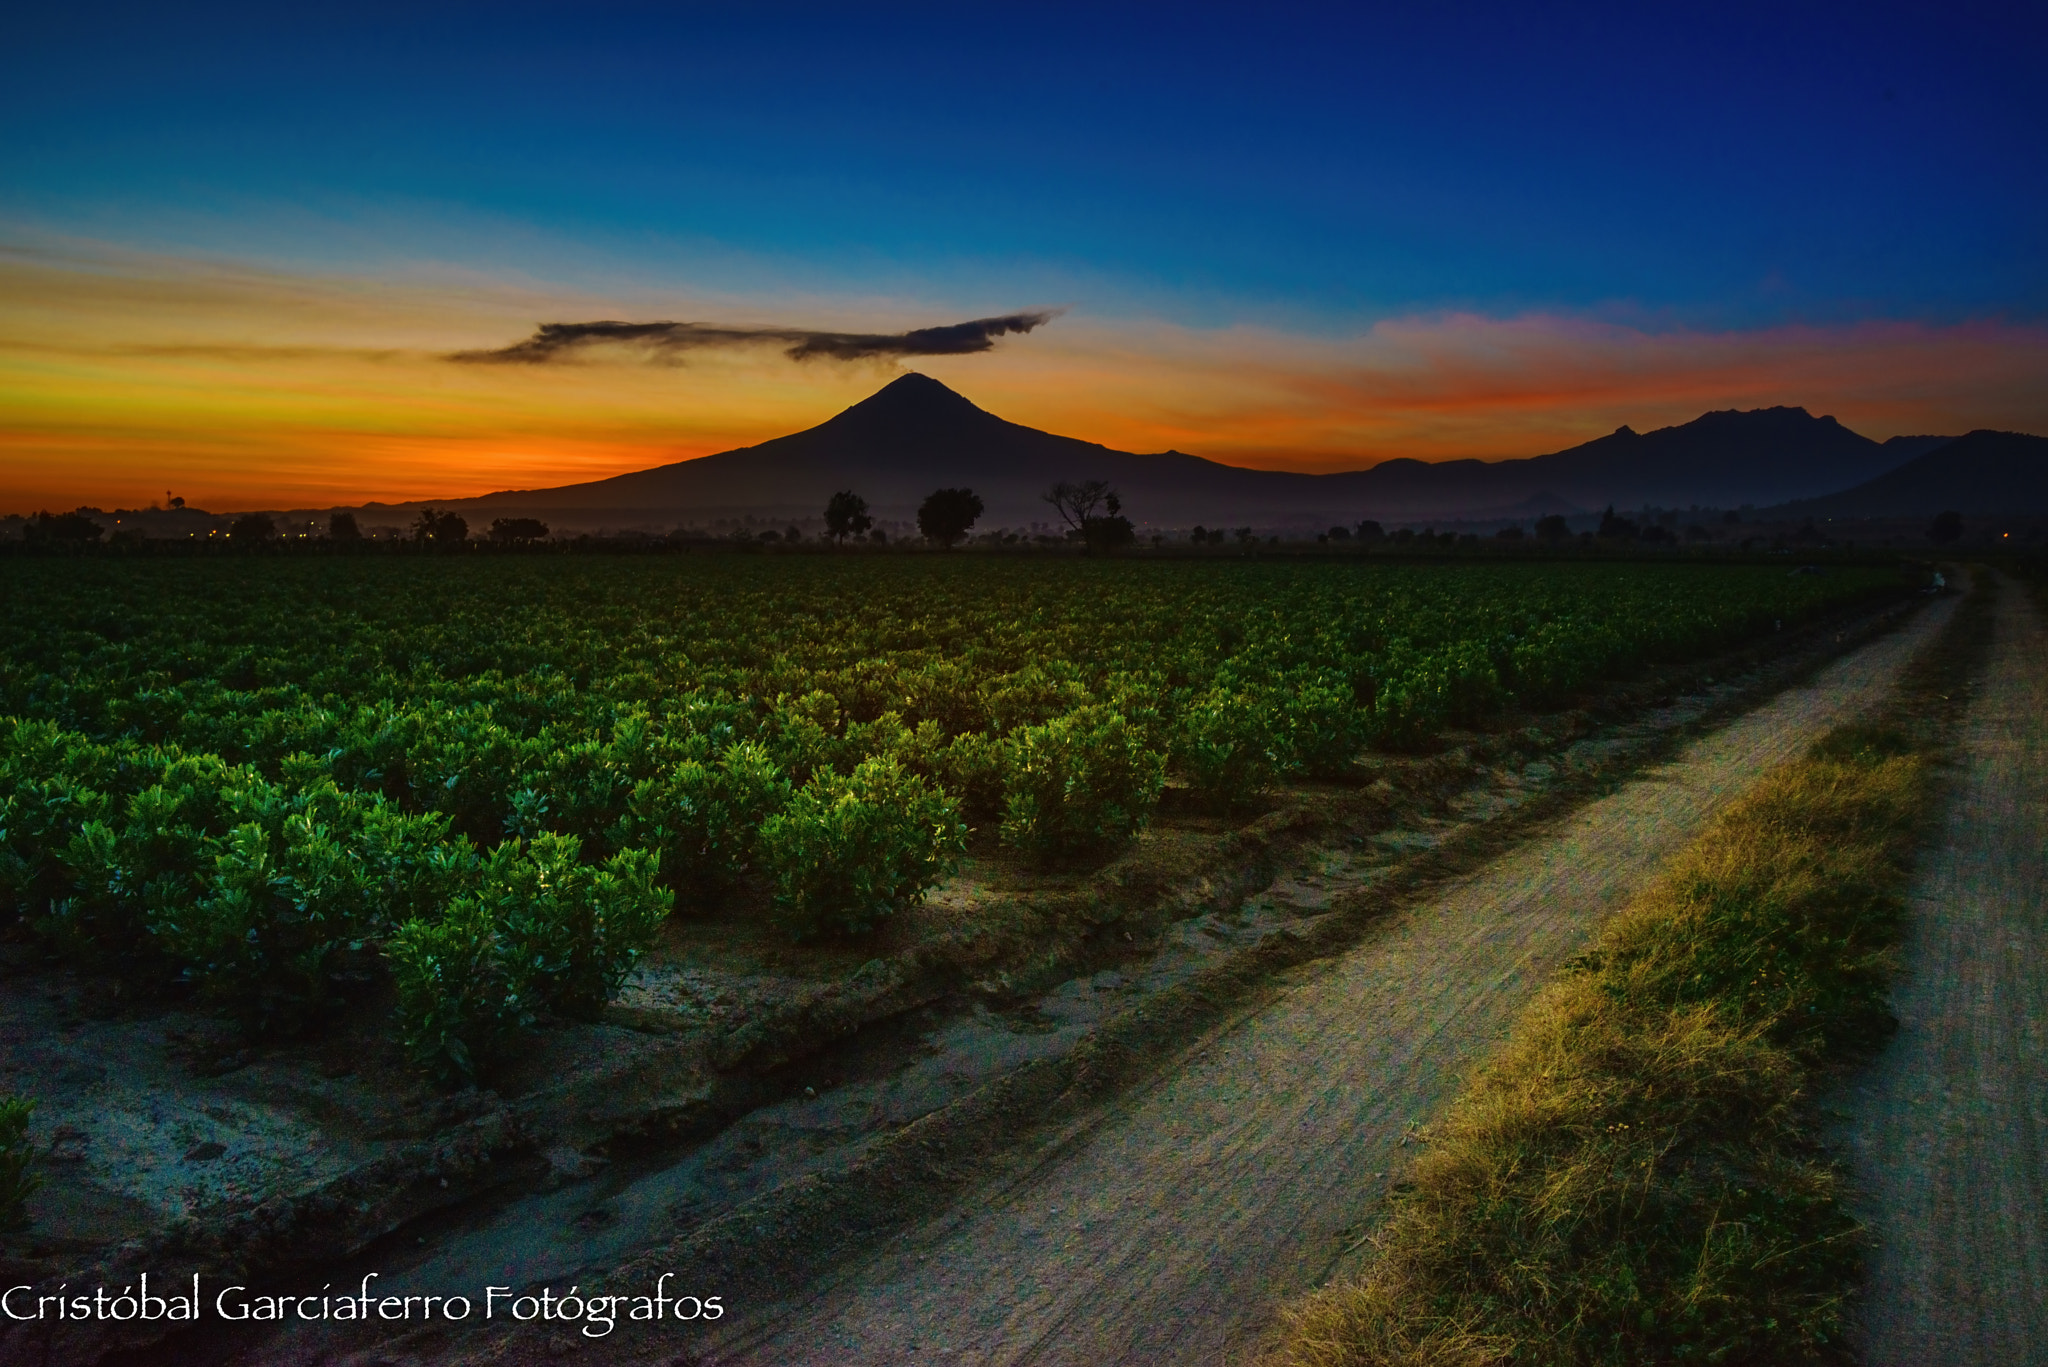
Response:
[1043, 481, 1133, 553]
[1043, 480, 1112, 534]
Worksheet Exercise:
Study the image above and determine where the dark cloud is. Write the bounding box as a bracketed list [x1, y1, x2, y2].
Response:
[450, 311, 1058, 364]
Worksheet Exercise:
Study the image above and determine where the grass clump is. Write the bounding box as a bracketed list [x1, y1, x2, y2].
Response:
[1272, 724, 1931, 1367]
[0, 1093, 38, 1231]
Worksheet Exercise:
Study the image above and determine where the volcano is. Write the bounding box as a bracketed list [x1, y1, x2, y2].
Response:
[350, 373, 1949, 531]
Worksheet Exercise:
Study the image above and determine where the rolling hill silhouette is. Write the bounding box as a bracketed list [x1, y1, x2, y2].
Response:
[359, 373, 1955, 530]
[1775, 430, 2048, 518]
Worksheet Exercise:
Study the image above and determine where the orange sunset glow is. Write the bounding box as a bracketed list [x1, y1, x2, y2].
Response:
[5, 241, 2047, 512]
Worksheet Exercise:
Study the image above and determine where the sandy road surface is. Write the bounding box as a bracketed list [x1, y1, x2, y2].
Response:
[1843, 579, 2048, 1364]
[711, 598, 1958, 1367]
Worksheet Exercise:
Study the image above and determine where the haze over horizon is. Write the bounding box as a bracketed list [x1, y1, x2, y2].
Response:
[3, 2, 2044, 511]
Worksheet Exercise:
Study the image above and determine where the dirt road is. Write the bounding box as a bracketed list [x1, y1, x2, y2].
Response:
[709, 598, 1958, 1367]
[1842, 579, 2048, 1364]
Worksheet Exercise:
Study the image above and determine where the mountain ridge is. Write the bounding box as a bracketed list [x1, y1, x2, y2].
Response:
[337, 373, 1979, 529]
[1773, 430, 2048, 518]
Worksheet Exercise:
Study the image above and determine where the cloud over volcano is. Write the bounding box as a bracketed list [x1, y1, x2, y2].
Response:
[452, 310, 1058, 364]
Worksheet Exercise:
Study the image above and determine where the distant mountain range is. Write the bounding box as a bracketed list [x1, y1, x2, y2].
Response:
[1772, 429, 2048, 520]
[302, 373, 2036, 530]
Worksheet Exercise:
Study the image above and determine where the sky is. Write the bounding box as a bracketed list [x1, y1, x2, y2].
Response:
[2, 0, 2044, 510]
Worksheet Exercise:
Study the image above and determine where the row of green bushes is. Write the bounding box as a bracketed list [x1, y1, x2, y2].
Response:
[0, 717, 995, 1074]
[43, 657, 1472, 854]
[8, 563, 1896, 874]
[2, 560, 1905, 1080]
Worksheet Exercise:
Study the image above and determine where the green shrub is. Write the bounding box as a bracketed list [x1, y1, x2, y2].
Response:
[999, 705, 1165, 864]
[152, 818, 370, 1033]
[100, 774, 462, 1033]
[481, 833, 672, 1020]
[1172, 686, 1289, 809]
[766, 689, 849, 781]
[938, 729, 1007, 825]
[388, 900, 530, 1085]
[0, 1094, 37, 1231]
[1280, 670, 1369, 778]
[1, 773, 112, 926]
[977, 661, 1093, 732]
[757, 756, 965, 938]
[618, 741, 789, 904]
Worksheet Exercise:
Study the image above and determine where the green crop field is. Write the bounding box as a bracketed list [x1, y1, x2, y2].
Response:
[0, 555, 1898, 1080]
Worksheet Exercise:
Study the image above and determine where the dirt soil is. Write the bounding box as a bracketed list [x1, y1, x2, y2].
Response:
[695, 595, 1961, 1367]
[1839, 577, 2048, 1363]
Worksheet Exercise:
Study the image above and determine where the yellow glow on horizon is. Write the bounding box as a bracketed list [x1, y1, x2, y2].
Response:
[4, 240, 2046, 511]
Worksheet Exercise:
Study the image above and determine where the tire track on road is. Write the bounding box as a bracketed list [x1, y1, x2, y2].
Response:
[1844, 578, 2048, 1364]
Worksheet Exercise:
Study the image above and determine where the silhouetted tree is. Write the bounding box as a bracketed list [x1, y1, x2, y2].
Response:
[1088, 493, 1136, 551]
[1596, 505, 1639, 539]
[1534, 514, 1570, 543]
[1927, 510, 1964, 545]
[412, 508, 469, 546]
[1043, 481, 1133, 553]
[825, 490, 873, 544]
[229, 512, 279, 541]
[1355, 520, 1385, 543]
[1326, 525, 1352, 541]
[917, 487, 984, 548]
[1496, 525, 1524, 540]
[488, 516, 549, 544]
[1044, 480, 1111, 532]
[329, 511, 361, 541]
[24, 510, 103, 544]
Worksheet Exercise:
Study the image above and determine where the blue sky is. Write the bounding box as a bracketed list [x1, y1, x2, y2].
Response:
[8, 1, 2042, 326]
[3, 1, 2044, 507]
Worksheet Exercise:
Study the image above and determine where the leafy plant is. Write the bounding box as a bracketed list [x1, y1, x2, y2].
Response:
[1279, 670, 1368, 778]
[1172, 686, 1289, 808]
[152, 818, 368, 1034]
[618, 742, 789, 903]
[757, 756, 965, 938]
[387, 899, 529, 1085]
[481, 833, 672, 1020]
[999, 705, 1165, 864]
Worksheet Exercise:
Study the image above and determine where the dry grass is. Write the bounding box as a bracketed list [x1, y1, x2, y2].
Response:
[1270, 728, 1929, 1367]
